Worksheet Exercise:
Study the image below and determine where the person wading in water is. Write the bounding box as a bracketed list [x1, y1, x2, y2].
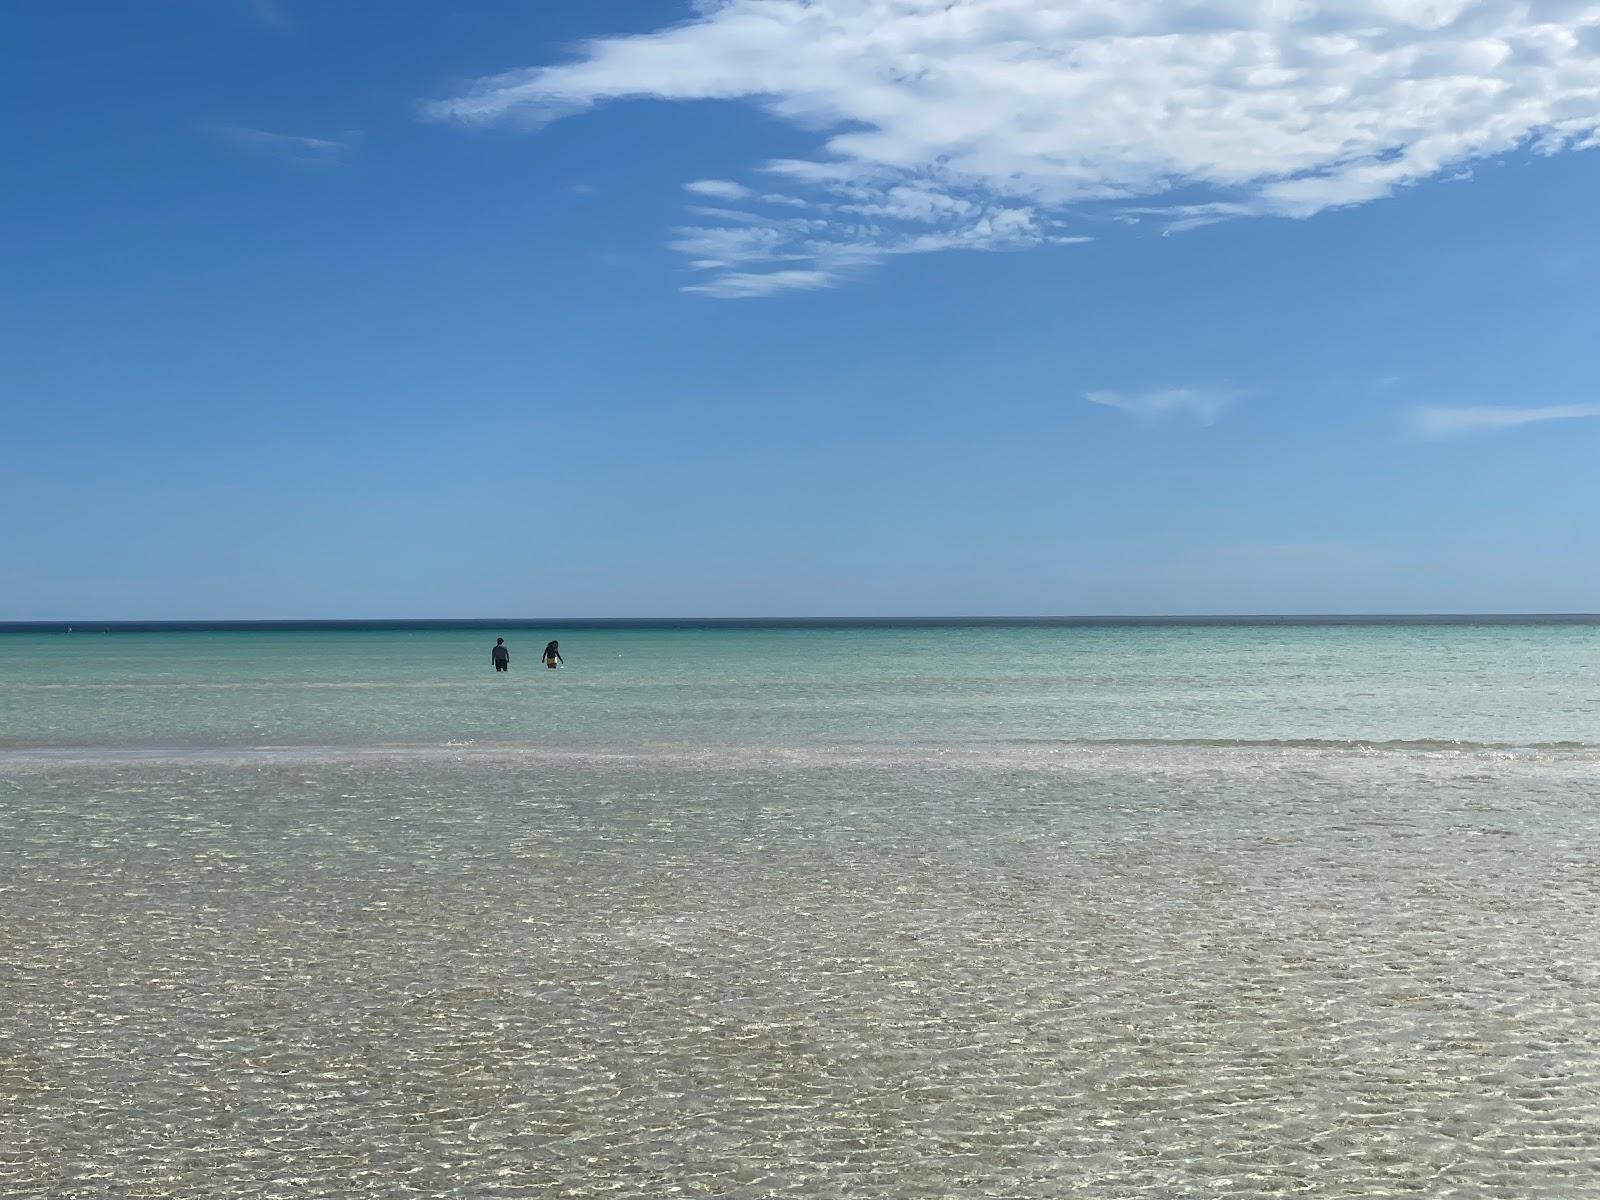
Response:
[491, 638, 510, 672]
[542, 640, 563, 669]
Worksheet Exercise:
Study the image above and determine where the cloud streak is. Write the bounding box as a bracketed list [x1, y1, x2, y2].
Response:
[216, 125, 352, 164]
[426, 0, 1600, 296]
[685, 179, 753, 200]
[1086, 387, 1236, 425]
[1411, 403, 1600, 436]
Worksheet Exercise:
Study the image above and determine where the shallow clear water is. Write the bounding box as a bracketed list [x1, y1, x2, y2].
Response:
[5, 623, 1600, 750]
[4, 626, 1600, 1196]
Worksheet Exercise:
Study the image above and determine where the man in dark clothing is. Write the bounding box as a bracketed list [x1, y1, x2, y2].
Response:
[491, 638, 510, 672]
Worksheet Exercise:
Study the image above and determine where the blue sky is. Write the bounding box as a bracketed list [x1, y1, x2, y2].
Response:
[4, 0, 1599, 618]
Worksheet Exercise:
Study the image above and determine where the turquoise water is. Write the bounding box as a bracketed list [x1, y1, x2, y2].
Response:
[7, 624, 1600, 1196]
[4, 623, 1600, 749]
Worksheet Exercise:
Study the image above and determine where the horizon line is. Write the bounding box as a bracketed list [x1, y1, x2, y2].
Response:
[6, 613, 1600, 632]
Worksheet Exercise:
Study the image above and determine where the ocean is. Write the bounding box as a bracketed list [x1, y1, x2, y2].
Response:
[4, 622, 1599, 1196]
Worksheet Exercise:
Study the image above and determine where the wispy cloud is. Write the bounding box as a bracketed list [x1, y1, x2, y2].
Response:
[685, 179, 752, 201]
[1411, 404, 1600, 437]
[683, 269, 839, 299]
[661, 190, 1078, 295]
[1086, 387, 1236, 425]
[424, 0, 1600, 297]
[231, 0, 293, 32]
[215, 125, 352, 165]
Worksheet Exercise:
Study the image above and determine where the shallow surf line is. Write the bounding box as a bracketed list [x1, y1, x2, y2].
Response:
[6, 737, 1600, 774]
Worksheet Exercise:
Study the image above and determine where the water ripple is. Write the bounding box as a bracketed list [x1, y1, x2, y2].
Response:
[3, 749, 1599, 1196]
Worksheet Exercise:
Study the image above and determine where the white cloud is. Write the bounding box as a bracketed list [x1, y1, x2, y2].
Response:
[683, 269, 840, 298]
[426, 0, 1600, 296]
[1411, 403, 1600, 435]
[216, 125, 351, 163]
[685, 179, 753, 199]
[1086, 387, 1236, 424]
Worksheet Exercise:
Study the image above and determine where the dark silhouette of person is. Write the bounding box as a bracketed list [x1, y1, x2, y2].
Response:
[491, 638, 510, 672]
[542, 640, 563, 669]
